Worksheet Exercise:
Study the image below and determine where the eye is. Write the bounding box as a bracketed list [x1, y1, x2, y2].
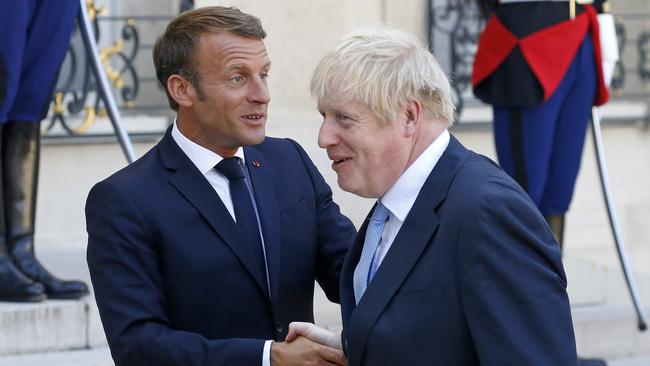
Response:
[334, 113, 356, 128]
[335, 113, 350, 122]
[260, 72, 269, 80]
[230, 75, 244, 83]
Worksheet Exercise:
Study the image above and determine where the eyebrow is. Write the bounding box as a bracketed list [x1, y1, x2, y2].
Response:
[320, 106, 355, 118]
[225, 61, 272, 72]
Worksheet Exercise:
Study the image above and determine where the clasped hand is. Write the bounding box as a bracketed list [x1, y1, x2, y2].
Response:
[270, 322, 345, 366]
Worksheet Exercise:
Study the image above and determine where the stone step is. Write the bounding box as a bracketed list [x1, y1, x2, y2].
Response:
[0, 346, 647, 366]
[565, 255, 650, 309]
[0, 294, 649, 362]
[573, 305, 650, 360]
[0, 298, 106, 357]
[611, 355, 650, 366]
[0, 347, 113, 366]
[564, 255, 650, 360]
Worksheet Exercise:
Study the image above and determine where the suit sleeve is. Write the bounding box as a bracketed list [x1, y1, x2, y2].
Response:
[86, 180, 265, 366]
[457, 190, 578, 365]
[287, 139, 356, 303]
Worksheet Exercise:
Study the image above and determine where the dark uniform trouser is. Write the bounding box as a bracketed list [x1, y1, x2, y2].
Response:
[0, 0, 79, 123]
[493, 35, 597, 215]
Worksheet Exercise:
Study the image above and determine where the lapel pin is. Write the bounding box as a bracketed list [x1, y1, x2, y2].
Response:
[252, 160, 261, 168]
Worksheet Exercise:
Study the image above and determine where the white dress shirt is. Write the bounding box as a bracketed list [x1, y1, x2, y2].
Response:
[171, 121, 273, 366]
[370, 129, 450, 278]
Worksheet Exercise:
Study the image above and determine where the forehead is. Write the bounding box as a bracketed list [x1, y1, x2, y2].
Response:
[318, 96, 368, 115]
[196, 31, 270, 68]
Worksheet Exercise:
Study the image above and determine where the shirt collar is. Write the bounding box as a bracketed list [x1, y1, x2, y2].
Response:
[381, 129, 450, 222]
[171, 119, 245, 175]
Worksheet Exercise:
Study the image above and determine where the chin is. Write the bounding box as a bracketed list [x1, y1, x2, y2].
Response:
[244, 133, 266, 146]
[337, 177, 354, 194]
[338, 178, 377, 199]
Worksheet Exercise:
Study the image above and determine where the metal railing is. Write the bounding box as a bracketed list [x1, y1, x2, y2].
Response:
[45, 1, 650, 141]
[44, 3, 174, 141]
[427, 0, 650, 126]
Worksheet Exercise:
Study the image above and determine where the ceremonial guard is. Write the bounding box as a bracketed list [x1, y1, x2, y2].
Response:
[472, 1, 611, 365]
[0, 0, 89, 302]
[473, 0, 609, 247]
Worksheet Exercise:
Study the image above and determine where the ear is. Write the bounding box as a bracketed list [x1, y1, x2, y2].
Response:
[167, 74, 196, 108]
[403, 100, 422, 137]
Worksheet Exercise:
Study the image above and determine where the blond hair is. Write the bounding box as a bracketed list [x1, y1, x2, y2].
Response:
[311, 26, 454, 125]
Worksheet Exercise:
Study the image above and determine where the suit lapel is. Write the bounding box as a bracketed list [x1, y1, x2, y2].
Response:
[341, 214, 370, 354]
[340, 214, 376, 320]
[346, 136, 471, 365]
[158, 130, 269, 299]
[347, 198, 440, 365]
[244, 146, 282, 301]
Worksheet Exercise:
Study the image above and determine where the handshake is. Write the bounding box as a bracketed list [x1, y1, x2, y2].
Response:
[271, 322, 346, 366]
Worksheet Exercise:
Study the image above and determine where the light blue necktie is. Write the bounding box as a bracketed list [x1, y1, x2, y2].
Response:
[353, 202, 390, 304]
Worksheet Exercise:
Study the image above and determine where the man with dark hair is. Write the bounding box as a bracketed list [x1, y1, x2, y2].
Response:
[86, 6, 353, 366]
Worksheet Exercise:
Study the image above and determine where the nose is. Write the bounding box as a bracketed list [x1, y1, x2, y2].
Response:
[318, 118, 338, 149]
[249, 76, 271, 105]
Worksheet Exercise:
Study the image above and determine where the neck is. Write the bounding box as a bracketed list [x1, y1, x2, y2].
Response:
[176, 112, 238, 158]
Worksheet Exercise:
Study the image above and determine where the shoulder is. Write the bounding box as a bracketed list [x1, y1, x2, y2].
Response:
[442, 149, 537, 219]
[457, 151, 524, 199]
[114, 148, 160, 180]
[450, 152, 547, 237]
[88, 144, 164, 200]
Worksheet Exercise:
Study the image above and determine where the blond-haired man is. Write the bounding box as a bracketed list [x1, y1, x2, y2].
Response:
[290, 27, 577, 366]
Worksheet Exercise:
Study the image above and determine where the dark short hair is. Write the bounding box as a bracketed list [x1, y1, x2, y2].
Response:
[153, 6, 267, 110]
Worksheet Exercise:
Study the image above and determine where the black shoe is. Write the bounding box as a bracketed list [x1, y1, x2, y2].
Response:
[12, 249, 89, 300]
[578, 358, 607, 366]
[0, 255, 46, 302]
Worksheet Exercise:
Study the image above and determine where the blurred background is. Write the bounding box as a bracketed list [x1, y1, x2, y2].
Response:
[1, 0, 649, 364]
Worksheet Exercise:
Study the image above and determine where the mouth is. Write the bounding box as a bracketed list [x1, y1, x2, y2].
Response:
[241, 113, 266, 124]
[330, 155, 353, 171]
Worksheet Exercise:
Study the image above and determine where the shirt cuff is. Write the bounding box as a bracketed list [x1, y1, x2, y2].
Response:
[262, 340, 273, 366]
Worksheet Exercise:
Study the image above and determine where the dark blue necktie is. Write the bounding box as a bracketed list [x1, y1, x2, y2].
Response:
[215, 157, 267, 289]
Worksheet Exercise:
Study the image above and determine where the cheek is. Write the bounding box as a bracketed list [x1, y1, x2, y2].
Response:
[367, 138, 397, 168]
[372, 137, 407, 180]
[215, 92, 241, 111]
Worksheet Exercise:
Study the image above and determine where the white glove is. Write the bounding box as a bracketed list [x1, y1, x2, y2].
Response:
[598, 13, 620, 88]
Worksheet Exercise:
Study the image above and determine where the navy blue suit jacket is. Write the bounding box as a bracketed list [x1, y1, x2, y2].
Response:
[340, 136, 577, 365]
[86, 130, 355, 366]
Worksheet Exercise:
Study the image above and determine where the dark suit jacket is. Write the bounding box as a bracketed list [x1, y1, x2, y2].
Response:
[86, 129, 355, 366]
[340, 136, 577, 365]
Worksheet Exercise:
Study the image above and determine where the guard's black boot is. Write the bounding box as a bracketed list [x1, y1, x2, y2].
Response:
[0, 124, 46, 302]
[544, 214, 565, 253]
[4, 122, 88, 299]
[0, 254, 46, 302]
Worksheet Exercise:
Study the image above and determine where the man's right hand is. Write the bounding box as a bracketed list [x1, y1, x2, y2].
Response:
[270, 336, 346, 366]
